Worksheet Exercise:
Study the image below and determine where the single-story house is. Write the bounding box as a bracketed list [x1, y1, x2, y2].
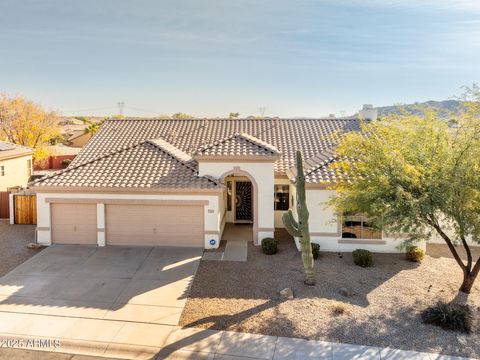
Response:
[66, 130, 93, 148]
[30, 114, 413, 252]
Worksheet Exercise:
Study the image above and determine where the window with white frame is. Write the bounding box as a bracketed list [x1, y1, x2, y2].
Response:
[274, 184, 289, 211]
[0, 166, 4, 176]
[342, 215, 382, 240]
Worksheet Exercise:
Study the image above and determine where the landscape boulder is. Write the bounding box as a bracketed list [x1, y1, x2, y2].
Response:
[280, 288, 294, 300]
[339, 287, 355, 297]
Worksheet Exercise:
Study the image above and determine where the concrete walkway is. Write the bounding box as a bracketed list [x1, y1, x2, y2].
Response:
[0, 320, 474, 359]
[202, 224, 250, 262]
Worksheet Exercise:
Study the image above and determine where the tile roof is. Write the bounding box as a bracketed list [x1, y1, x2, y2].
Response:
[34, 117, 360, 189]
[147, 138, 193, 163]
[71, 118, 359, 175]
[32, 140, 220, 190]
[195, 132, 280, 158]
[0, 141, 34, 160]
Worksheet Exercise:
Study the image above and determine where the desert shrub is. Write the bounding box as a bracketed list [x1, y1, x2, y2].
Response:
[406, 246, 425, 262]
[332, 303, 347, 315]
[261, 237, 277, 255]
[62, 159, 72, 168]
[311, 243, 320, 260]
[352, 249, 374, 267]
[421, 302, 473, 333]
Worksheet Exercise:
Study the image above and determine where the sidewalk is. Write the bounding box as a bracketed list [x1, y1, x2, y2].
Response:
[0, 313, 474, 360]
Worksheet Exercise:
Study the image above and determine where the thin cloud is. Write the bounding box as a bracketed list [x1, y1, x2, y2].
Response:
[345, 0, 480, 13]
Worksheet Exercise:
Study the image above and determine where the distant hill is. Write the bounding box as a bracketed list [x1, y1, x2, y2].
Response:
[375, 100, 465, 118]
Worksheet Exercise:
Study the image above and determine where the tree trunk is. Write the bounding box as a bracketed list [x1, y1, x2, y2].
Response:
[460, 270, 479, 294]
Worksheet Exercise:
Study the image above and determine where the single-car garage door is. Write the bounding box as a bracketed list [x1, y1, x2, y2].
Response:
[106, 204, 204, 246]
[51, 203, 97, 244]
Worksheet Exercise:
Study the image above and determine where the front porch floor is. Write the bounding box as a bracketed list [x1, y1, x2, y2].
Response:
[202, 223, 252, 262]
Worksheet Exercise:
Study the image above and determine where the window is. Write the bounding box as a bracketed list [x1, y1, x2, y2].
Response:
[226, 181, 233, 211]
[27, 159, 32, 177]
[342, 215, 382, 240]
[0, 166, 4, 176]
[274, 185, 289, 211]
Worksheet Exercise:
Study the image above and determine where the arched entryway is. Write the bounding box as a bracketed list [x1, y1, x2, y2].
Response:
[220, 167, 258, 242]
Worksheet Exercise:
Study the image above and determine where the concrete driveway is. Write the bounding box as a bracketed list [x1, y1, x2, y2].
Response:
[0, 245, 203, 358]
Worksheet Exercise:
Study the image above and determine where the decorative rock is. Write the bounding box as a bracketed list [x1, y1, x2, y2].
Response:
[280, 287, 294, 300]
[339, 287, 354, 297]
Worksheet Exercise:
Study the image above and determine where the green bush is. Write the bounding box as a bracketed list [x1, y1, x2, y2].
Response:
[421, 302, 473, 334]
[261, 237, 278, 255]
[406, 246, 425, 262]
[352, 249, 374, 267]
[311, 243, 320, 260]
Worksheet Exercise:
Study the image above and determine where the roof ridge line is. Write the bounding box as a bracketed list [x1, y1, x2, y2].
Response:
[145, 139, 220, 186]
[287, 147, 337, 180]
[30, 140, 147, 186]
[194, 132, 235, 154]
[195, 131, 280, 155]
[146, 138, 193, 165]
[237, 132, 280, 154]
[303, 147, 337, 175]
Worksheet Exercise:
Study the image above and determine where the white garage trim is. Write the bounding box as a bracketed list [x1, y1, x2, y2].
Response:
[46, 198, 209, 206]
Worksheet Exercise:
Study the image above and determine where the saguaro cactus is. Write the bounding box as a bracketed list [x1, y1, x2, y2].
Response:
[282, 151, 316, 286]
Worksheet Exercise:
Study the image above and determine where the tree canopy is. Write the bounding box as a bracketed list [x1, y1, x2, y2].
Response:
[0, 94, 59, 160]
[331, 98, 480, 294]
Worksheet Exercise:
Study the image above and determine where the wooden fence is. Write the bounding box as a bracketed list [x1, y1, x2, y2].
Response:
[14, 195, 37, 225]
[0, 192, 9, 219]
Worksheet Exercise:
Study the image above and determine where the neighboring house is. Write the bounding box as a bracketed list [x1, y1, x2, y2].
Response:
[34, 145, 81, 170]
[0, 141, 34, 192]
[67, 131, 93, 148]
[31, 114, 413, 252]
[0, 141, 34, 219]
[59, 121, 92, 148]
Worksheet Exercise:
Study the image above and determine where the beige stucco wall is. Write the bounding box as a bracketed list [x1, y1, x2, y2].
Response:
[292, 188, 426, 253]
[198, 161, 275, 244]
[35, 192, 221, 249]
[0, 155, 32, 191]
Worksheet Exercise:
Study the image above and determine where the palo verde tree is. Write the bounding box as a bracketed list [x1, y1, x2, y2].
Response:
[331, 95, 480, 294]
[283, 151, 316, 286]
[0, 93, 59, 160]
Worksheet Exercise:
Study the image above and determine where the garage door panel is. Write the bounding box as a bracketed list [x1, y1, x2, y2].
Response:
[51, 204, 97, 244]
[106, 204, 203, 246]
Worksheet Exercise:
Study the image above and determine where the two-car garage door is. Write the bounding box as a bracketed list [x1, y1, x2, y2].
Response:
[51, 203, 204, 247]
[105, 204, 203, 246]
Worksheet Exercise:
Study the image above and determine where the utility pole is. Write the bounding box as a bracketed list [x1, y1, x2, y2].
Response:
[258, 106, 266, 117]
[117, 101, 125, 116]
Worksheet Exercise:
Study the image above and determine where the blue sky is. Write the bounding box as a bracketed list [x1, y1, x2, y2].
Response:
[1, 0, 479, 117]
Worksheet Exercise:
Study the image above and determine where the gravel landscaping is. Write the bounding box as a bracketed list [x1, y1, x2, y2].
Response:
[0, 220, 43, 276]
[180, 230, 480, 358]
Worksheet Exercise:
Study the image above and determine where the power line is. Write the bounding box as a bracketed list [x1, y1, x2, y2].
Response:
[63, 106, 117, 114]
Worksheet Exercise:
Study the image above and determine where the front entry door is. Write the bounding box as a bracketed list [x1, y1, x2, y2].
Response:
[235, 181, 253, 222]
